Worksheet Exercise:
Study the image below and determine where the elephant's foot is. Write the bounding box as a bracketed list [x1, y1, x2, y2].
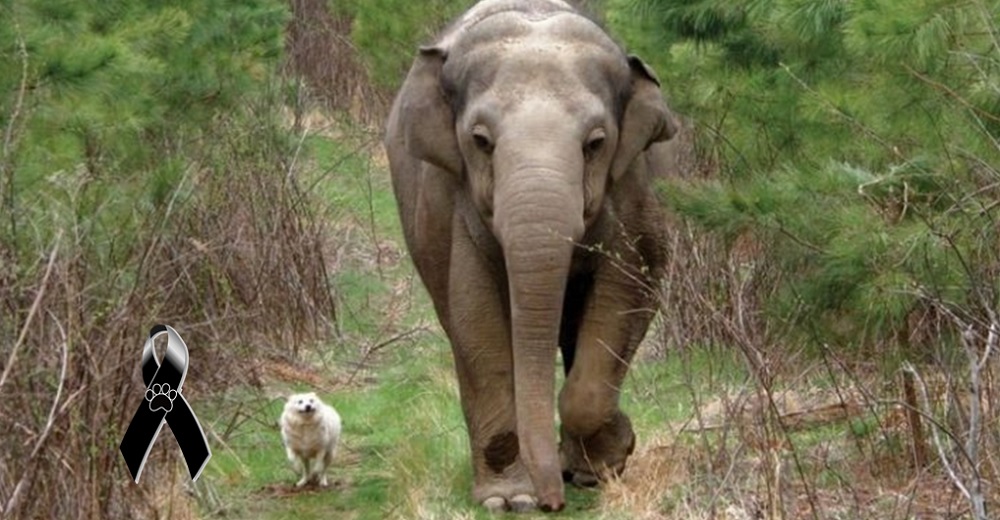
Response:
[473, 464, 538, 513]
[560, 411, 636, 487]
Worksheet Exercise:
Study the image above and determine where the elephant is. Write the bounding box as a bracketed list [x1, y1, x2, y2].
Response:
[383, 0, 677, 512]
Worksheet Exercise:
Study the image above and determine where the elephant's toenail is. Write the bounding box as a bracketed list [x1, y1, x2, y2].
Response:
[482, 496, 507, 513]
[509, 494, 537, 512]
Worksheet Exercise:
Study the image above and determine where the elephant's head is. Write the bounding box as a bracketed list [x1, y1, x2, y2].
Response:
[395, 6, 675, 511]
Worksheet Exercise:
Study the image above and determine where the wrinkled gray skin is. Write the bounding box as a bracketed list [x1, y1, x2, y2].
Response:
[384, 0, 676, 513]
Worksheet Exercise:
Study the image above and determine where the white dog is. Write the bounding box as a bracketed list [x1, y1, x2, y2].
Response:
[280, 392, 341, 487]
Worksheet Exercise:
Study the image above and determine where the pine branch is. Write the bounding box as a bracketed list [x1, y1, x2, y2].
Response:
[778, 62, 902, 159]
[902, 64, 1000, 126]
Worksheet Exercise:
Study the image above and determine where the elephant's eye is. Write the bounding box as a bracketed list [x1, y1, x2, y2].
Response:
[584, 129, 606, 161]
[471, 125, 494, 155]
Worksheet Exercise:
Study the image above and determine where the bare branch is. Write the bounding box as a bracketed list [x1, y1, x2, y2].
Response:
[2, 314, 69, 516]
[0, 232, 61, 392]
[903, 362, 980, 516]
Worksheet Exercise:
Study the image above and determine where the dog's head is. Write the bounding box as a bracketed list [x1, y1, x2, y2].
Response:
[285, 392, 322, 417]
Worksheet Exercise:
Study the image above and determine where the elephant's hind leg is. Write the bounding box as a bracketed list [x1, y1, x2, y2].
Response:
[448, 216, 536, 512]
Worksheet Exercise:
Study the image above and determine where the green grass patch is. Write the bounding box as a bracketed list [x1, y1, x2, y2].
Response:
[198, 341, 749, 519]
[200, 342, 460, 519]
[623, 345, 749, 431]
[307, 135, 401, 240]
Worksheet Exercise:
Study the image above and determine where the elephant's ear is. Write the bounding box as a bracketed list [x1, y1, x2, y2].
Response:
[397, 46, 462, 174]
[611, 55, 678, 181]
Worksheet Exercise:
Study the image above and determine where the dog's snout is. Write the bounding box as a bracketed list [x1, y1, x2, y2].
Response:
[304, 404, 314, 412]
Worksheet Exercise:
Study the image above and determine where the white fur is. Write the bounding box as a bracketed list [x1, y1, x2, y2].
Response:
[280, 392, 341, 487]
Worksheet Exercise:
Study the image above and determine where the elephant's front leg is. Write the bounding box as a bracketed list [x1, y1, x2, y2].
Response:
[558, 253, 657, 486]
[447, 216, 537, 512]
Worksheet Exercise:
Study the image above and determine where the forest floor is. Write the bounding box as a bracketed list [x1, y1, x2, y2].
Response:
[187, 121, 973, 520]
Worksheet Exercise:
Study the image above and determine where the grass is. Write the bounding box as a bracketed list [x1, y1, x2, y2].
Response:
[198, 337, 749, 519]
[195, 291, 762, 519]
[191, 119, 966, 519]
[199, 346, 459, 520]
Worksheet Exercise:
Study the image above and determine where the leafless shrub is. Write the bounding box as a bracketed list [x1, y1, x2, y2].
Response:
[150, 105, 339, 378]
[638, 120, 1000, 518]
[643, 226, 998, 518]
[652, 123, 773, 356]
[284, 0, 389, 128]
[0, 99, 338, 519]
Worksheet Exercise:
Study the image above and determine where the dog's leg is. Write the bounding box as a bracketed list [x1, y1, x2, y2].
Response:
[319, 450, 333, 486]
[318, 462, 329, 487]
[292, 454, 309, 487]
[286, 447, 306, 487]
[305, 456, 321, 486]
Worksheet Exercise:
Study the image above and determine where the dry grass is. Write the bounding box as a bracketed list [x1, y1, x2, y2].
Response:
[600, 434, 693, 519]
[591, 364, 991, 519]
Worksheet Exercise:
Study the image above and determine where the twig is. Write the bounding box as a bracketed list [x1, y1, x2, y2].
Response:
[903, 362, 978, 514]
[1, 19, 29, 235]
[363, 157, 385, 280]
[0, 231, 61, 391]
[218, 394, 284, 441]
[960, 323, 989, 520]
[3, 314, 69, 516]
[220, 401, 246, 441]
[681, 401, 862, 433]
[346, 325, 428, 385]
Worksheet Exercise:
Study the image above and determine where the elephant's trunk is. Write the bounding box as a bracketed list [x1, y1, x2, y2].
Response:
[493, 159, 585, 513]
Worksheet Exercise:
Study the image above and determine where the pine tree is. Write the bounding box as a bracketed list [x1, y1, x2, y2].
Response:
[611, 0, 1000, 357]
[1, 0, 288, 248]
[609, 6, 1000, 511]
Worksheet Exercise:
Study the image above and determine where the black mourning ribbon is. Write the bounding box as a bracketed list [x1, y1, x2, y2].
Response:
[120, 325, 211, 483]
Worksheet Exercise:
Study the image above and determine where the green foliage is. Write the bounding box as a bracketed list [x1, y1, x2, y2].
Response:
[613, 0, 1000, 354]
[1, 0, 289, 251]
